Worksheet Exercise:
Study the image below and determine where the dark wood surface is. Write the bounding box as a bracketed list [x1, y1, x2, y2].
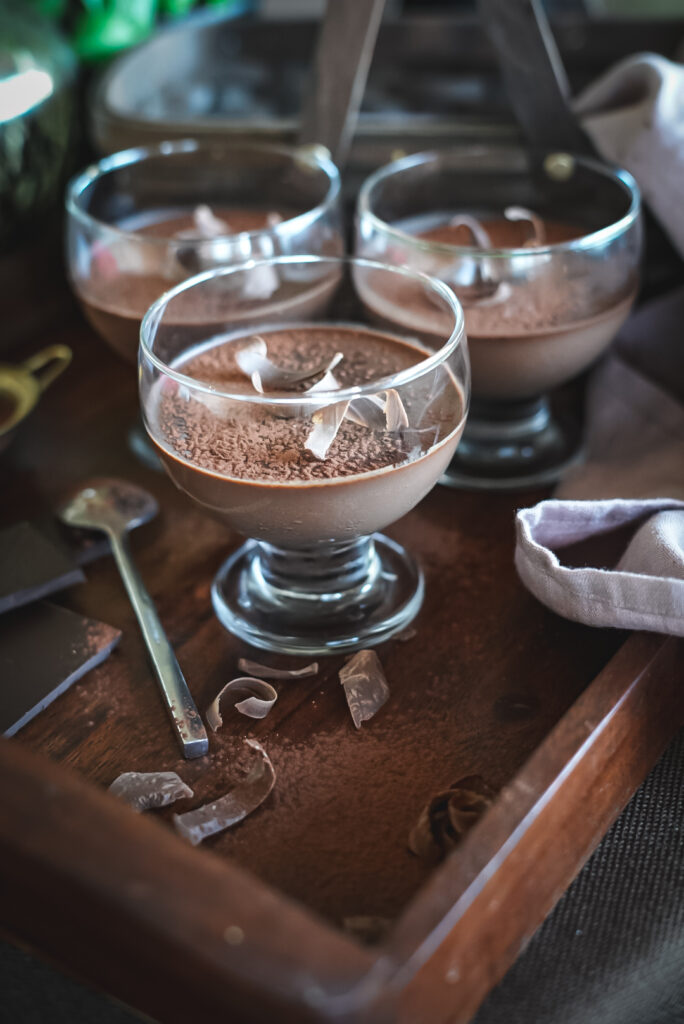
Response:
[1, 297, 682, 1022]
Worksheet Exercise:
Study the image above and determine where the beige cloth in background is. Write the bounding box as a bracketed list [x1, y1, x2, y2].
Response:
[514, 289, 684, 635]
[515, 56, 684, 637]
[576, 53, 684, 258]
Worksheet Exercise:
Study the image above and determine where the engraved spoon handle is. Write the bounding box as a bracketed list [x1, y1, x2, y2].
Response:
[109, 530, 209, 759]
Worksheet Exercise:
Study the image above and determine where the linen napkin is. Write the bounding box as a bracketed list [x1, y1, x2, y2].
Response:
[576, 53, 684, 258]
[514, 288, 684, 636]
[514, 54, 684, 636]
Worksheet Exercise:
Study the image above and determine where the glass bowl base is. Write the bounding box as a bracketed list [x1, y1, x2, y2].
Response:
[212, 533, 424, 656]
[441, 395, 584, 491]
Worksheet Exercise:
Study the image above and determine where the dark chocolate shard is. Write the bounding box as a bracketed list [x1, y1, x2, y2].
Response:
[173, 739, 275, 846]
[343, 916, 393, 945]
[339, 650, 389, 729]
[237, 658, 318, 680]
[0, 602, 121, 736]
[0, 521, 85, 615]
[109, 772, 193, 812]
[408, 775, 496, 863]
[206, 677, 278, 731]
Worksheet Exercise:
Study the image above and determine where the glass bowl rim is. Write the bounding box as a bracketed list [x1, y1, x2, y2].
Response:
[357, 148, 641, 259]
[65, 138, 341, 248]
[139, 254, 468, 407]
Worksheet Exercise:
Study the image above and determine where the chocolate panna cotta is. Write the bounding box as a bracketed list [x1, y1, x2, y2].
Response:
[148, 324, 466, 546]
[363, 210, 637, 401]
[73, 205, 306, 364]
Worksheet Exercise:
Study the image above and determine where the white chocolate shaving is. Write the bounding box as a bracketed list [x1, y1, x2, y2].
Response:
[305, 400, 350, 459]
[504, 206, 547, 246]
[383, 389, 409, 431]
[242, 262, 279, 300]
[173, 740, 275, 846]
[108, 771, 193, 812]
[448, 214, 493, 249]
[236, 337, 343, 392]
[345, 395, 385, 429]
[339, 650, 390, 729]
[193, 204, 231, 237]
[237, 658, 318, 679]
[174, 204, 231, 240]
[206, 677, 278, 731]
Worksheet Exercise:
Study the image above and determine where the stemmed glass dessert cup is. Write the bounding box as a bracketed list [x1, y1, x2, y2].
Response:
[140, 255, 469, 655]
[356, 147, 642, 490]
[66, 139, 342, 466]
[66, 139, 343, 363]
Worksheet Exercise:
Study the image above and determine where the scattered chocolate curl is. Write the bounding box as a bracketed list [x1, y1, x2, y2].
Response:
[237, 658, 318, 680]
[504, 205, 547, 246]
[206, 677, 278, 731]
[108, 771, 193, 812]
[173, 739, 275, 846]
[339, 650, 390, 729]
[408, 775, 496, 864]
[236, 336, 343, 392]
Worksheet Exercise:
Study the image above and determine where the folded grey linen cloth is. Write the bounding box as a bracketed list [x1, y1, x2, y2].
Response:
[515, 288, 684, 637]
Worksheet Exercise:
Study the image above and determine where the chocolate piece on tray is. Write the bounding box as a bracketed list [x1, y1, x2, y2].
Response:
[408, 775, 496, 863]
[109, 772, 193, 812]
[0, 602, 121, 736]
[0, 521, 85, 614]
[237, 658, 318, 680]
[173, 739, 275, 846]
[339, 649, 390, 729]
[206, 677, 278, 731]
[46, 517, 111, 566]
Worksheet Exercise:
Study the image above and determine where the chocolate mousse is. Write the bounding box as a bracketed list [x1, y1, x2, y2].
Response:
[73, 205, 302, 363]
[148, 324, 466, 545]
[362, 211, 637, 400]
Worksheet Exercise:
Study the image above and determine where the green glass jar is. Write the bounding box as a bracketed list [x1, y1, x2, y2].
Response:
[0, 2, 75, 251]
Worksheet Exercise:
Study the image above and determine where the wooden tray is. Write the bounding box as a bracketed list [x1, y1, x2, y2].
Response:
[1, 315, 682, 1024]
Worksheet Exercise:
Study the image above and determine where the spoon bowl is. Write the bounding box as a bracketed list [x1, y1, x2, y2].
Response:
[58, 478, 159, 536]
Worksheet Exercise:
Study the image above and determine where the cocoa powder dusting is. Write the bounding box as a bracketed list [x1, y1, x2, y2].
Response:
[412, 215, 636, 337]
[155, 326, 458, 482]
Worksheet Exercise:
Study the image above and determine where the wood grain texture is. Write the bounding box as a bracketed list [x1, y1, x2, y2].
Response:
[0, 303, 681, 1023]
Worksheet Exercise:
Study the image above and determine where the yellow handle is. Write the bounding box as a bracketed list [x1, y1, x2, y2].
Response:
[21, 345, 72, 393]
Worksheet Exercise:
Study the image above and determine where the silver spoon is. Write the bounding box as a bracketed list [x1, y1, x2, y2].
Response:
[58, 478, 209, 759]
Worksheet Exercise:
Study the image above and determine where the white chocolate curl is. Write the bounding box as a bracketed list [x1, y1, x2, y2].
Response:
[206, 677, 278, 730]
[504, 206, 547, 246]
[236, 336, 343, 392]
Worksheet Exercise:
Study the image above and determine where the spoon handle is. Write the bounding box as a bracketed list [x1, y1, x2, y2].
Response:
[109, 531, 209, 759]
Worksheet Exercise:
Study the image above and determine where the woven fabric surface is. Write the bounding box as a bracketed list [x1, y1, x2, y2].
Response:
[474, 728, 684, 1024]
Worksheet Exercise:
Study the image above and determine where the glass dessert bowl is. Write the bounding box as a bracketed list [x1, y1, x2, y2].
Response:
[140, 256, 469, 655]
[357, 148, 642, 489]
[66, 138, 342, 365]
